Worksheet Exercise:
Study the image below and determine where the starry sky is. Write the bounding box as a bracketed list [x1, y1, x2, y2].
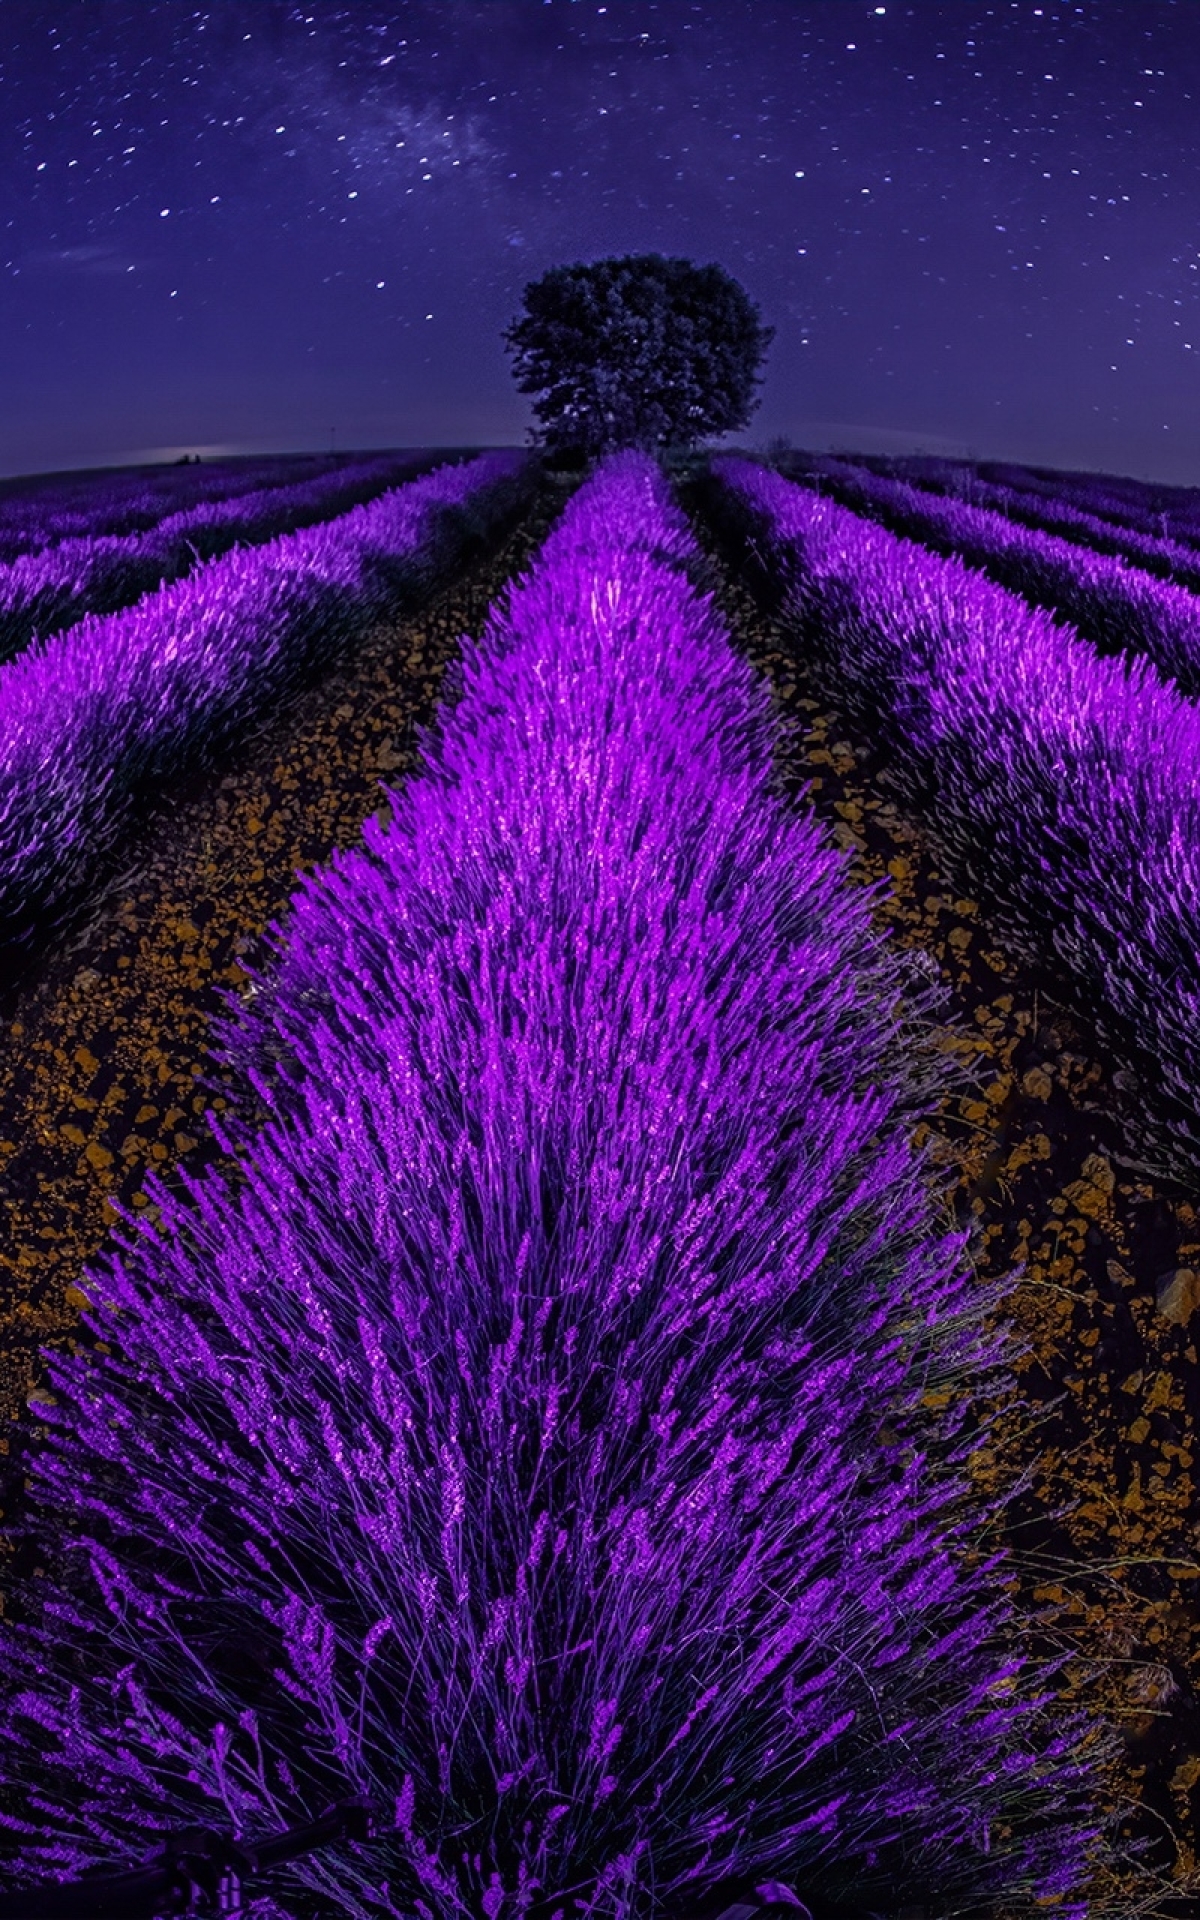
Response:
[2, 0, 1198, 484]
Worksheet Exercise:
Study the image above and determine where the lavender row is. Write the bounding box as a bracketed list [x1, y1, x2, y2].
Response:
[986, 459, 1200, 546]
[0, 450, 447, 667]
[863, 451, 1200, 548]
[0, 450, 535, 992]
[842, 450, 1200, 590]
[704, 454, 1200, 1193]
[0, 449, 1113, 1918]
[784, 452, 1200, 702]
[0, 451, 362, 560]
[975, 459, 1200, 551]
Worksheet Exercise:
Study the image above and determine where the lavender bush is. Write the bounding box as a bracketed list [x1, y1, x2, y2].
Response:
[0, 451, 361, 561]
[974, 461, 1200, 549]
[702, 454, 1200, 1195]
[841, 453, 1200, 594]
[859, 457, 1197, 540]
[0, 450, 447, 668]
[781, 456, 1200, 702]
[0, 453, 1119, 1920]
[0, 449, 533, 988]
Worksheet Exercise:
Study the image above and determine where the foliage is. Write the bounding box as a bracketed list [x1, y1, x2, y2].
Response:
[704, 452, 1200, 1195]
[0, 455, 1118, 1920]
[503, 254, 774, 459]
[0, 452, 532, 992]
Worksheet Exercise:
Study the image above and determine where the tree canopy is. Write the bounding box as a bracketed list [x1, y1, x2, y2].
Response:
[502, 252, 775, 461]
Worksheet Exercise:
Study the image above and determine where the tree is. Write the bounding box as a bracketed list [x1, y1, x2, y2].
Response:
[502, 252, 775, 461]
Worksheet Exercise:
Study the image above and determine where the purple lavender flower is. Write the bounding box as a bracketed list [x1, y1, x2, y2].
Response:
[0, 451, 442, 668]
[791, 453, 1200, 699]
[705, 453, 1200, 1193]
[0, 453, 1117, 1920]
[0, 450, 533, 987]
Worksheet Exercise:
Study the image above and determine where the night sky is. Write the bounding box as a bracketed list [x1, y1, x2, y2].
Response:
[2, 0, 1198, 484]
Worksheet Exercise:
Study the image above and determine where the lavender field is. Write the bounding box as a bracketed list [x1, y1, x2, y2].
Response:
[0, 445, 1196, 1920]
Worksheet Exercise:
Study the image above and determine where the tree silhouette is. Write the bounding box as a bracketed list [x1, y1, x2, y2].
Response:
[503, 253, 774, 463]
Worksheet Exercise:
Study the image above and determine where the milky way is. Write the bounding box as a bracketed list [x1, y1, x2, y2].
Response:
[1, 1, 1197, 481]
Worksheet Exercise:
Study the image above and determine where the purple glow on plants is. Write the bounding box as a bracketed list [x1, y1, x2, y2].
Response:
[706, 453, 1200, 1193]
[853, 452, 1200, 584]
[0, 453, 1118, 1919]
[0, 449, 533, 987]
[0, 452, 356, 561]
[0, 450, 443, 668]
[789, 452, 1200, 701]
